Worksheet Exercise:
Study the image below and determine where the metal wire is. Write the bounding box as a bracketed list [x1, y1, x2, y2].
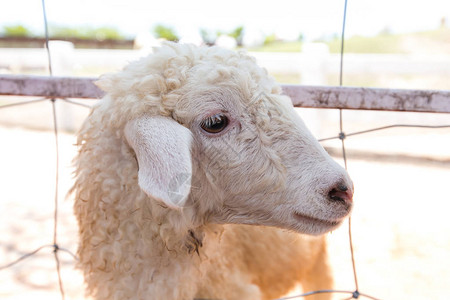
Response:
[0, 245, 54, 270]
[0, 244, 78, 271]
[0, 97, 50, 109]
[339, 0, 348, 87]
[0, 97, 93, 110]
[42, 0, 53, 76]
[275, 289, 381, 300]
[42, 0, 65, 298]
[319, 124, 450, 142]
[338, 0, 360, 297]
[51, 98, 65, 300]
[62, 98, 93, 108]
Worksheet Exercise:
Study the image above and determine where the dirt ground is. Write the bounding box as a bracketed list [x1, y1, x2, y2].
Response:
[0, 107, 449, 299]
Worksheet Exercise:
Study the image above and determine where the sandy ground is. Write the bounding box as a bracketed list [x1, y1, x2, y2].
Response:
[0, 106, 449, 300]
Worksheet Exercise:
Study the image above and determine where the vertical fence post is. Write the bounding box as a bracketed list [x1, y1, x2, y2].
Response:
[48, 41, 77, 132]
[48, 41, 74, 76]
[300, 43, 330, 85]
[298, 43, 331, 137]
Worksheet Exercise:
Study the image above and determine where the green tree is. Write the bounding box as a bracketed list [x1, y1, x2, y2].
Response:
[87, 27, 124, 40]
[263, 33, 277, 45]
[154, 24, 179, 41]
[50, 26, 82, 38]
[50, 25, 124, 40]
[3, 25, 32, 37]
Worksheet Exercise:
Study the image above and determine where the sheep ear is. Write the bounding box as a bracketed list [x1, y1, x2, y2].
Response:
[124, 116, 193, 209]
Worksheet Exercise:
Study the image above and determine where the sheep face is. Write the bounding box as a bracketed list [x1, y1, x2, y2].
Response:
[174, 81, 352, 236]
[113, 44, 352, 236]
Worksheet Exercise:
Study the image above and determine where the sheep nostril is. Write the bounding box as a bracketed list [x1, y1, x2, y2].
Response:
[328, 183, 353, 204]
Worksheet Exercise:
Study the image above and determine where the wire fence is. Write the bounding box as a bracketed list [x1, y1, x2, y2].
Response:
[1, 0, 450, 299]
[2, 82, 449, 300]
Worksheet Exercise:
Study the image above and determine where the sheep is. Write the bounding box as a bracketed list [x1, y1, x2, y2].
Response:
[72, 42, 353, 300]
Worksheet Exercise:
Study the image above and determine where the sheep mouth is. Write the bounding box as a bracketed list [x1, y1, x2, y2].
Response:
[293, 211, 343, 227]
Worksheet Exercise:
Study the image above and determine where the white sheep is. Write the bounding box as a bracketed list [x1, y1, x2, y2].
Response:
[72, 42, 353, 300]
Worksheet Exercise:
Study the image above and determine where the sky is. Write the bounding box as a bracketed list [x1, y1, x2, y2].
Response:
[1, 0, 449, 41]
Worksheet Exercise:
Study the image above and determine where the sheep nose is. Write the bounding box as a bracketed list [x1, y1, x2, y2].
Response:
[328, 182, 353, 204]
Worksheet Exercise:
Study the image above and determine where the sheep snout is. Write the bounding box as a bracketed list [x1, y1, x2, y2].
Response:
[327, 182, 353, 205]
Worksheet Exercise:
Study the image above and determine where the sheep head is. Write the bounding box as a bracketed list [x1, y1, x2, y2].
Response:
[93, 42, 353, 236]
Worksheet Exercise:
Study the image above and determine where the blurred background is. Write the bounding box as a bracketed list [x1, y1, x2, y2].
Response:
[0, 0, 449, 299]
[1, 0, 449, 88]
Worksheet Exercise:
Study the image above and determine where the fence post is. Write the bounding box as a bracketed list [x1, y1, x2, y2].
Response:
[300, 43, 330, 85]
[298, 43, 331, 137]
[48, 41, 76, 132]
[48, 41, 74, 76]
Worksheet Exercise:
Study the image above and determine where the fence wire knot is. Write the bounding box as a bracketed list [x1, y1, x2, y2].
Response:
[352, 290, 360, 298]
[339, 132, 346, 140]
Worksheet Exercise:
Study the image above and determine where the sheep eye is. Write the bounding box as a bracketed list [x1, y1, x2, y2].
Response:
[200, 113, 229, 134]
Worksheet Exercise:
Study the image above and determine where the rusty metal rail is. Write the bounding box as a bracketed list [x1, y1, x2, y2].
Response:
[1, 74, 450, 113]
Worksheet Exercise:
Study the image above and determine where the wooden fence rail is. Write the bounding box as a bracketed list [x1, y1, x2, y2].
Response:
[1, 74, 449, 113]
